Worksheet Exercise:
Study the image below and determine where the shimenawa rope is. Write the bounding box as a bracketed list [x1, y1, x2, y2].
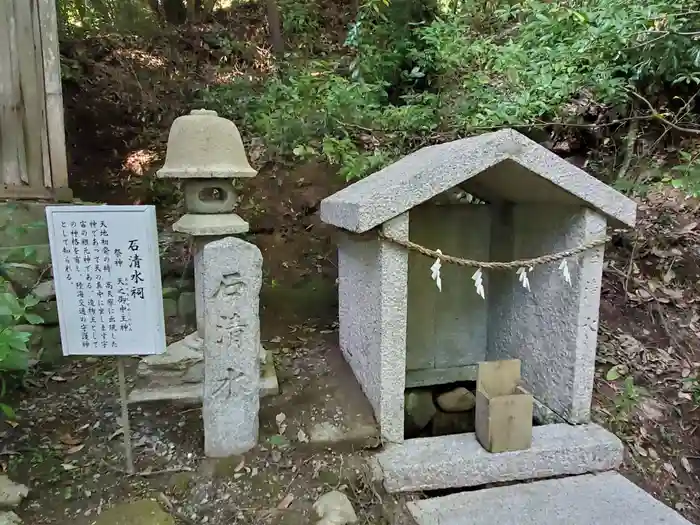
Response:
[376, 231, 610, 270]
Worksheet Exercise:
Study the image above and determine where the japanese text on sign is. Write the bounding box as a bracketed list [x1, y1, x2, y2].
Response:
[46, 206, 165, 356]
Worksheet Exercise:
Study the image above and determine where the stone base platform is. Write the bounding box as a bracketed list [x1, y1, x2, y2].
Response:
[127, 355, 279, 404]
[375, 423, 622, 493]
[407, 472, 693, 525]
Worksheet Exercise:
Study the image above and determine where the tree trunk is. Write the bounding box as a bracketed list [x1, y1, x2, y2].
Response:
[265, 0, 284, 56]
[186, 0, 196, 22]
[201, 0, 217, 21]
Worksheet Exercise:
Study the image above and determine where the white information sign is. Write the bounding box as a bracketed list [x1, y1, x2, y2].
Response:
[46, 205, 166, 356]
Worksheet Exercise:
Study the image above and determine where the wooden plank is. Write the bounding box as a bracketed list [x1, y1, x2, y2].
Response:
[476, 359, 521, 397]
[30, 0, 51, 188]
[0, 183, 73, 201]
[475, 390, 533, 453]
[0, 0, 27, 186]
[14, 0, 46, 189]
[475, 359, 533, 453]
[37, 0, 69, 190]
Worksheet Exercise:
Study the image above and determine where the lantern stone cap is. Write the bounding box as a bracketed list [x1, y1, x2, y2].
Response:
[157, 109, 257, 180]
[320, 128, 637, 233]
[173, 213, 250, 236]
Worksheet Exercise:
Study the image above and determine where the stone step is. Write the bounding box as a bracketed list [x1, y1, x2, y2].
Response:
[375, 423, 622, 493]
[407, 472, 693, 525]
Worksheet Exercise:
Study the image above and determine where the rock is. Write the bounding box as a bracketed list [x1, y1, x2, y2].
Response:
[313, 490, 358, 525]
[431, 410, 475, 436]
[436, 387, 476, 412]
[0, 511, 22, 525]
[38, 326, 63, 365]
[162, 298, 178, 318]
[0, 475, 28, 509]
[30, 280, 55, 301]
[4, 266, 41, 294]
[93, 499, 175, 525]
[161, 286, 179, 299]
[404, 390, 436, 433]
[181, 362, 204, 383]
[261, 350, 279, 396]
[139, 333, 203, 375]
[309, 422, 343, 443]
[177, 292, 196, 318]
[26, 300, 58, 324]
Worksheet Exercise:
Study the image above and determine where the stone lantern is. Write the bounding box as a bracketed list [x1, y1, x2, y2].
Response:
[157, 109, 255, 339]
[130, 109, 277, 456]
[158, 108, 256, 236]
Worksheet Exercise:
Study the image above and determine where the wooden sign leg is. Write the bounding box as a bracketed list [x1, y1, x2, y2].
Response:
[117, 357, 135, 474]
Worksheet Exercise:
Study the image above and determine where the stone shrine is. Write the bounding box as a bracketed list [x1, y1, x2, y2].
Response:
[320, 128, 637, 491]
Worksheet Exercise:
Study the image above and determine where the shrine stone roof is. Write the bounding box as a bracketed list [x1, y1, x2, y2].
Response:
[320, 129, 636, 233]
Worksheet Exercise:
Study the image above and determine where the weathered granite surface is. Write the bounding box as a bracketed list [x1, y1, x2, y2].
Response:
[407, 472, 693, 525]
[375, 423, 623, 493]
[201, 237, 262, 457]
[157, 109, 256, 179]
[337, 213, 408, 444]
[320, 128, 636, 232]
[487, 205, 605, 423]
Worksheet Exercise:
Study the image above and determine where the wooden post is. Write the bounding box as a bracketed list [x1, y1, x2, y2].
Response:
[14, 0, 48, 190]
[0, 0, 27, 187]
[37, 0, 69, 191]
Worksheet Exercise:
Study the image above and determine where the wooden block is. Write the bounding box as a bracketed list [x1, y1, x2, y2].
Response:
[475, 360, 533, 453]
[476, 359, 521, 397]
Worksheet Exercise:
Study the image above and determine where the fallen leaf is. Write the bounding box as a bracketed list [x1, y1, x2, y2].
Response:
[679, 221, 697, 234]
[109, 429, 124, 440]
[66, 444, 85, 455]
[50, 376, 67, 383]
[606, 364, 627, 381]
[62, 463, 78, 471]
[681, 457, 693, 473]
[277, 493, 294, 509]
[5, 421, 18, 428]
[663, 268, 676, 283]
[234, 458, 245, 473]
[60, 433, 82, 446]
[663, 462, 677, 477]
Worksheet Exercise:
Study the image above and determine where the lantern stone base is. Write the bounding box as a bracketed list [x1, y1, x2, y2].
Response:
[129, 332, 278, 404]
[173, 213, 249, 236]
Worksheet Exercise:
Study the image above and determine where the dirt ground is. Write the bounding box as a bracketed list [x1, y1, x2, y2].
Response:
[1, 15, 699, 524]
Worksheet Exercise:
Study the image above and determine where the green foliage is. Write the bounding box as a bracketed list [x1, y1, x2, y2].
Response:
[610, 376, 648, 434]
[663, 151, 700, 197]
[57, 0, 159, 36]
[0, 215, 47, 419]
[279, 0, 321, 39]
[683, 376, 700, 407]
[201, 0, 700, 180]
